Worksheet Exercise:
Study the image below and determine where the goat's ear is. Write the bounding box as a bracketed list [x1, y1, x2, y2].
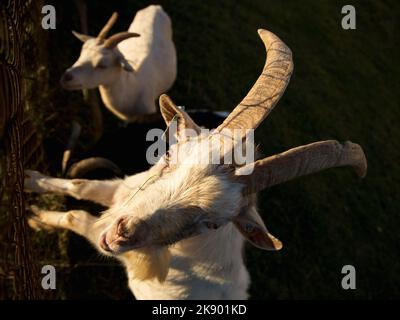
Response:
[72, 30, 92, 42]
[159, 94, 201, 139]
[119, 56, 135, 72]
[233, 208, 282, 251]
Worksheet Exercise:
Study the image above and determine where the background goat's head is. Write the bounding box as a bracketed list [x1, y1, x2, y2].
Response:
[96, 29, 366, 281]
[60, 12, 139, 90]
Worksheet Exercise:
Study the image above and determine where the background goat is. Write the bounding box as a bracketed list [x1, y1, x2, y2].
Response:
[25, 29, 366, 299]
[60, 5, 177, 120]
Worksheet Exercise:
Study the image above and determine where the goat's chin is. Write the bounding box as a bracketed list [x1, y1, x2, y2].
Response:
[98, 243, 173, 282]
[123, 247, 172, 283]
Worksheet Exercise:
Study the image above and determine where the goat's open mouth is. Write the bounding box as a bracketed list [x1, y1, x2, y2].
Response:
[99, 232, 144, 254]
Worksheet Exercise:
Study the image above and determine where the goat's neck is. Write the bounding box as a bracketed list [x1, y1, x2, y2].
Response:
[123, 222, 249, 299]
[98, 68, 154, 120]
[173, 222, 245, 273]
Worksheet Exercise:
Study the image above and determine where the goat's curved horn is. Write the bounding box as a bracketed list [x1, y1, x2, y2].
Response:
[66, 157, 124, 179]
[236, 140, 367, 195]
[216, 29, 293, 138]
[103, 32, 140, 49]
[97, 12, 118, 40]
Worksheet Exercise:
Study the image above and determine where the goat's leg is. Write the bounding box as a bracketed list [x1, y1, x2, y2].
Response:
[28, 205, 101, 245]
[25, 170, 121, 207]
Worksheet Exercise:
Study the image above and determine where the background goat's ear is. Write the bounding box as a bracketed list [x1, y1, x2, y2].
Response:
[119, 57, 135, 72]
[159, 94, 201, 139]
[72, 30, 92, 42]
[233, 209, 282, 251]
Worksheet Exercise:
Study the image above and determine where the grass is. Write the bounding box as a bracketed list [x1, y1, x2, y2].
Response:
[23, 0, 400, 299]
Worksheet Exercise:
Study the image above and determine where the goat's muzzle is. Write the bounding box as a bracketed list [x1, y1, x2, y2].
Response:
[99, 216, 147, 254]
[60, 69, 82, 90]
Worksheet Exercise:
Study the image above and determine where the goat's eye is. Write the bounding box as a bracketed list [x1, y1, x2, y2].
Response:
[244, 223, 255, 233]
[205, 222, 219, 230]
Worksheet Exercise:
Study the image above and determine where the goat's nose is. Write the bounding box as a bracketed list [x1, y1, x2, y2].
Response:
[62, 72, 74, 82]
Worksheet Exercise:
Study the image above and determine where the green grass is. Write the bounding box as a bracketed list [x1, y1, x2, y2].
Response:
[28, 0, 399, 299]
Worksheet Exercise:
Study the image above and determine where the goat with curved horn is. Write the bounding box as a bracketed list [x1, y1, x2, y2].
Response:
[27, 27, 367, 300]
[61, 5, 177, 119]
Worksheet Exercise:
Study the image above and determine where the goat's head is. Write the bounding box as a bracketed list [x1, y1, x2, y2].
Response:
[60, 12, 139, 90]
[96, 29, 367, 281]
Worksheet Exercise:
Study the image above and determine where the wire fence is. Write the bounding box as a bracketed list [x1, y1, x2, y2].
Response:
[0, 0, 45, 299]
[0, 0, 130, 300]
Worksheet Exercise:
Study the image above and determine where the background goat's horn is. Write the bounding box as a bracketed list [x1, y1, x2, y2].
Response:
[236, 140, 367, 195]
[97, 12, 118, 40]
[104, 32, 140, 49]
[216, 29, 293, 138]
[66, 157, 124, 179]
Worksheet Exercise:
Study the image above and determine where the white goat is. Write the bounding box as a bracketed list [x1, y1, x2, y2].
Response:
[26, 29, 367, 299]
[60, 5, 177, 120]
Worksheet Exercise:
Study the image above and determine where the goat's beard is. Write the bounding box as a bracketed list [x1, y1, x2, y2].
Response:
[125, 246, 172, 282]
